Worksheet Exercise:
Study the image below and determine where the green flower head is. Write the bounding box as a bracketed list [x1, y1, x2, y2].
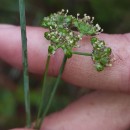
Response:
[42, 9, 103, 58]
[91, 37, 112, 71]
[42, 9, 112, 71]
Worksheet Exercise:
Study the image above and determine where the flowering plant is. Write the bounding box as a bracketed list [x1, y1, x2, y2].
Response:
[34, 10, 112, 129]
[42, 9, 112, 71]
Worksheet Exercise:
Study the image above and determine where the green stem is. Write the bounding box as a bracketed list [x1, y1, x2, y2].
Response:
[35, 55, 50, 129]
[35, 55, 67, 130]
[72, 51, 92, 56]
[19, 0, 31, 127]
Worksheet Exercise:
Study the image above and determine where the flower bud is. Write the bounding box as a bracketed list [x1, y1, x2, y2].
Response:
[95, 63, 104, 71]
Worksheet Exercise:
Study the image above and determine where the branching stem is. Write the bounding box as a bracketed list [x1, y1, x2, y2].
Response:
[35, 55, 67, 129]
[35, 55, 51, 129]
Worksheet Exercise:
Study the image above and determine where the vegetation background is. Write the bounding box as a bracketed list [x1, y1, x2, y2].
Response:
[0, 0, 130, 129]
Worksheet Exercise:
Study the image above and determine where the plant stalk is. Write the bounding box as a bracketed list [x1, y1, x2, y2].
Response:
[35, 55, 67, 129]
[72, 51, 92, 56]
[35, 55, 51, 129]
[19, 0, 31, 127]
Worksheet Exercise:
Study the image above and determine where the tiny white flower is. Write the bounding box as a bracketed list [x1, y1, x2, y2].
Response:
[106, 64, 112, 67]
[61, 9, 65, 12]
[77, 13, 80, 19]
[95, 24, 101, 31]
[77, 13, 80, 16]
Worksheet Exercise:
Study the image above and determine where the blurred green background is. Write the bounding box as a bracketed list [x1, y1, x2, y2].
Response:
[0, 0, 130, 129]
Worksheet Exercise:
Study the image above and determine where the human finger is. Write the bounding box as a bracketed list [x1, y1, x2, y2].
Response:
[10, 91, 130, 130]
[40, 91, 130, 130]
[0, 25, 130, 92]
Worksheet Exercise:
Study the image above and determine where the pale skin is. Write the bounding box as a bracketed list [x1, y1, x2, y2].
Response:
[0, 25, 130, 130]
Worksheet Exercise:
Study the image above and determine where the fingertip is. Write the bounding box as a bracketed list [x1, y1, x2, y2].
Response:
[1, 25, 130, 92]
